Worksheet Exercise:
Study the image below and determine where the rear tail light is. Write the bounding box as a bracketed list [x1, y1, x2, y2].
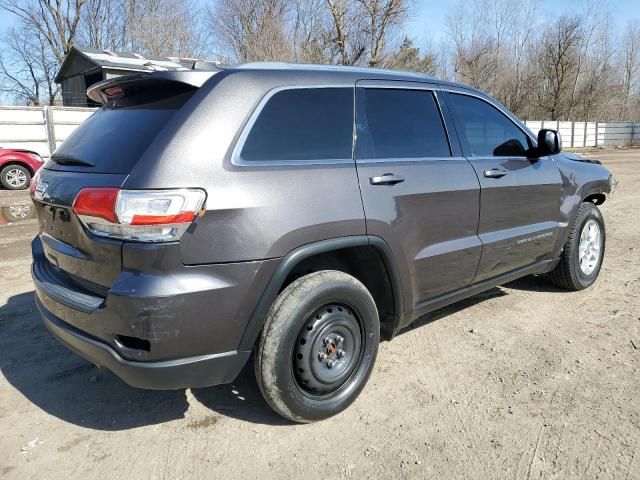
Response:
[29, 170, 40, 196]
[73, 188, 206, 242]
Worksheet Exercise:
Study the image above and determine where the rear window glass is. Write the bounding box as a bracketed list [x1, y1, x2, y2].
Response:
[46, 92, 192, 174]
[240, 88, 353, 162]
[358, 89, 450, 159]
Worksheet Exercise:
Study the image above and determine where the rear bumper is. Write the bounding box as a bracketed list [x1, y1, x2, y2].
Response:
[31, 234, 279, 389]
[36, 295, 251, 390]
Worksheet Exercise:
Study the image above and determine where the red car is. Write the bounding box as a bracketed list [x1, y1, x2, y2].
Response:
[0, 148, 45, 190]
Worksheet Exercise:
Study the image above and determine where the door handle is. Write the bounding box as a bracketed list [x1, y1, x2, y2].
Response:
[369, 173, 405, 185]
[483, 168, 508, 179]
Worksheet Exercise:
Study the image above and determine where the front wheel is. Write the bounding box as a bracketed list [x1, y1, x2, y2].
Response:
[548, 202, 605, 290]
[255, 270, 380, 423]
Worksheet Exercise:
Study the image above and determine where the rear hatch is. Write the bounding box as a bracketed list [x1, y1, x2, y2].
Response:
[32, 73, 211, 289]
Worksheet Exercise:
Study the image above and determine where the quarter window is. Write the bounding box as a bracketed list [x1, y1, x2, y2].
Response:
[358, 88, 451, 159]
[240, 88, 353, 162]
[447, 93, 531, 157]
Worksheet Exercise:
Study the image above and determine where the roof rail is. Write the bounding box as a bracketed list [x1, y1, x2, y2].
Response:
[231, 61, 436, 80]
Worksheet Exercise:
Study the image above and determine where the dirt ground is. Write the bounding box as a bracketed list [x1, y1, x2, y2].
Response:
[0, 150, 638, 480]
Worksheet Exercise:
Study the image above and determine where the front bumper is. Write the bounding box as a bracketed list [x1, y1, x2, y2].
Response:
[36, 295, 250, 389]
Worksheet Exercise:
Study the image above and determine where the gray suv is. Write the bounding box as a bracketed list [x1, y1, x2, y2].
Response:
[30, 63, 613, 423]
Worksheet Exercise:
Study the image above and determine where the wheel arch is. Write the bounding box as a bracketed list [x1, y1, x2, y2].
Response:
[238, 236, 405, 350]
[579, 176, 611, 206]
[1, 160, 35, 176]
[583, 192, 606, 205]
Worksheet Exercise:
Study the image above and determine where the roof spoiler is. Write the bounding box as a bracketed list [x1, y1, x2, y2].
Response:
[87, 69, 221, 105]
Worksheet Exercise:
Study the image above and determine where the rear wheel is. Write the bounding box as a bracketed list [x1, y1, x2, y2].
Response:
[255, 270, 379, 423]
[548, 202, 605, 290]
[1, 164, 31, 190]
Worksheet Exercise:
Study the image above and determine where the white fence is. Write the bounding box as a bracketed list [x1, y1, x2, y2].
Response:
[524, 120, 640, 147]
[0, 106, 95, 159]
[0, 106, 639, 156]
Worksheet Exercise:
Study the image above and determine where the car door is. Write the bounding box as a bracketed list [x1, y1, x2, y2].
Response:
[354, 80, 482, 314]
[442, 90, 562, 282]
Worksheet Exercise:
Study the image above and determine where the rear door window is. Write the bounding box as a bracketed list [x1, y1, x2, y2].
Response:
[357, 88, 451, 159]
[47, 91, 194, 174]
[447, 93, 531, 157]
[239, 87, 354, 162]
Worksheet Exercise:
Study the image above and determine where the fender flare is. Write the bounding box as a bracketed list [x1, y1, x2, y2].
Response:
[238, 235, 404, 350]
[0, 159, 35, 175]
[554, 179, 610, 256]
[580, 178, 610, 201]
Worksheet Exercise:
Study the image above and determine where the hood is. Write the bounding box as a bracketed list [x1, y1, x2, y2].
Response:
[561, 152, 602, 165]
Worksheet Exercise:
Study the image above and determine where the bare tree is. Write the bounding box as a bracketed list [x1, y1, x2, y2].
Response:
[0, 0, 86, 64]
[496, 0, 537, 117]
[206, 0, 292, 63]
[534, 16, 582, 120]
[446, 0, 538, 116]
[0, 0, 85, 104]
[384, 37, 436, 73]
[0, 30, 41, 105]
[290, 0, 334, 63]
[619, 21, 640, 119]
[79, 0, 129, 51]
[0, 24, 59, 105]
[79, 0, 207, 57]
[356, 0, 409, 67]
[564, 0, 612, 120]
[325, 0, 351, 64]
[128, 0, 207, 57]
[447, 0, 497, 91]
[323, 0, 368, 65]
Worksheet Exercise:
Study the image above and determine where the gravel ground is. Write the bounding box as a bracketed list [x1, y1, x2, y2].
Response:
[0, 150, 638, 480]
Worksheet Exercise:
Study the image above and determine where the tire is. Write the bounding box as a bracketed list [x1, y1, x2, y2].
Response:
[255, 270, 380, 423]
[548, 202, 605, 291]
[0, 164, 31, 190]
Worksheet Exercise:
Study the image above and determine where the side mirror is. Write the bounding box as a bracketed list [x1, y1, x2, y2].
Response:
[536, 129, 562, 156]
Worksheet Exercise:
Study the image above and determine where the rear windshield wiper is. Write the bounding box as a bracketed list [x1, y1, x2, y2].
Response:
[51, 154, 95, 167]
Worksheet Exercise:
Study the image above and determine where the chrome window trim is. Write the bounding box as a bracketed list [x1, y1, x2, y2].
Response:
[439, 87, 538, 144]
[432, 90, 454, 156]
[355, 80, 439, 90]
[355, 83, 459, 163]
[231, 83, 530, 167]
[231, 84, 355, 167]
[356, 156, 467, 165]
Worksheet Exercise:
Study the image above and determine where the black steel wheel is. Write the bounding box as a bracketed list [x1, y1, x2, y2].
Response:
[294, 303, 362, 396]
[255, 270, 380, 423]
